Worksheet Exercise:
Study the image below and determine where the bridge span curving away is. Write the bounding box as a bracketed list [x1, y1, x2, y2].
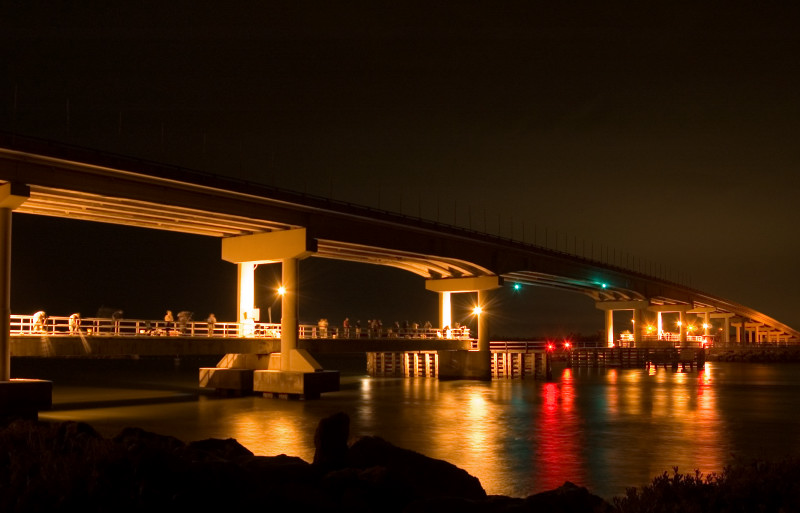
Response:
[1, 133, 797, 401]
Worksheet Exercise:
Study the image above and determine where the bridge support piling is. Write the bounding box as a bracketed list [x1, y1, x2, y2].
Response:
[215, 230, 339, 399]
[426, 276, 501, 380]
[1, 206, 11, 382]
[0, 184, 52, 419]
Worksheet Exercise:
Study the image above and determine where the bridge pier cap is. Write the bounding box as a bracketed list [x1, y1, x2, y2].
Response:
[221, 228, 317, 264]
[425, 276, 503, 293]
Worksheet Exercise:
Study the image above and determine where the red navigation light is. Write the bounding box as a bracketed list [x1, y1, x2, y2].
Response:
[563, 341, 572, 350]
[546, 342, 555, 352]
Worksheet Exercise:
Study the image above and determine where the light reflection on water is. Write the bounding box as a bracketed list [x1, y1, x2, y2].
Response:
[17, 358, 800, 499]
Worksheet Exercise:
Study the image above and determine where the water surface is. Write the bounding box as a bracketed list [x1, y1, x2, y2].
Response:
[13, 356, 800, 499]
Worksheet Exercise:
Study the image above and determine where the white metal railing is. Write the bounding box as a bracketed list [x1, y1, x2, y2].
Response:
[9, 314, 472, 340]
[616, 332, 709, 348]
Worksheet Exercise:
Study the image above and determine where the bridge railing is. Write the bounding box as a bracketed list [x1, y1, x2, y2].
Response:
[9, 315, 473, 340]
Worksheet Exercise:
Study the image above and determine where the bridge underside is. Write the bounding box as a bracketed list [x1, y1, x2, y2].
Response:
[2, 139, 798, 356]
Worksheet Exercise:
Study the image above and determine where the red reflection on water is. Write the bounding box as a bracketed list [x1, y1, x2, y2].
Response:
[534, 368, 585, 492]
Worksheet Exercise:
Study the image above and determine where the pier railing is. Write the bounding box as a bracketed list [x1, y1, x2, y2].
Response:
[10, 315, 471, 340]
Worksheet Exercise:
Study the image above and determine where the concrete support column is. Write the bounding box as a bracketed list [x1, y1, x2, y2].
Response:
[633, 309, 644, 345]
[703, 312, 710, 336]
[657, 312, 663, 338]
[0, 208, 11, 381]
[679, 310, 687, 345]
[477, 289, 490, 353]
[723, 316, 731, 343]
[237, 262, 256, 322]
[0, 184, 28, 383]
[605, 309, 614, 347]
[439, 292, 452, 329]
[280, 257, 299, 370]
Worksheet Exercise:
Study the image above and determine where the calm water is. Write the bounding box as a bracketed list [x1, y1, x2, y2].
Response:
[12, 356, 800, 500]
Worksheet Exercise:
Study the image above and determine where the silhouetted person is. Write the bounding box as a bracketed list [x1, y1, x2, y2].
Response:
[32, 311, 46, 333]
[69, 313, 81, 334]
[111, 310, 123, 334]
[164, 310, 174, 333]
[206, 313, 216, 336]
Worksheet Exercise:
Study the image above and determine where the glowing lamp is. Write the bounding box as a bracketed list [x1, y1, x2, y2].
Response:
[472, 306, 483, 315]
[277, 285, 287, 296]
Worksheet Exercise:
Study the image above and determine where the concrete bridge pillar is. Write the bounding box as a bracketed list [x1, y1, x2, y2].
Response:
[0, 207, 11, 382]
[711, 312, 734, 344]
[678, 310, 687, 345]
[280, 257, 299, 370]
[476, 289, 491, 353]
[1, 184, 29, 381]
[237, 262, 256, 325]
[438, 292, 452, 331]
[0, 183, 51, 419]
[605, 309, 614, 347]
[595, 300, 650, 347]
[426, 276, 502, 380]
[723, 316, 731, 343]
[633, 308, 645, 345]
[214, 229, 338, 399]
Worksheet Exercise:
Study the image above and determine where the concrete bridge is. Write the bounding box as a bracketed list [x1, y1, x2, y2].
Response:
[1, 133, 797, 410]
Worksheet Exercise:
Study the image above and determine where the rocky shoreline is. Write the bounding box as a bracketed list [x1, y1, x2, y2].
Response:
[706, 347, 800, 363]
[2, 412, 799, 512]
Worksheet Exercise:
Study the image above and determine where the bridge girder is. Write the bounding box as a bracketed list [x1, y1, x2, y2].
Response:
[1, 137, 798, 340]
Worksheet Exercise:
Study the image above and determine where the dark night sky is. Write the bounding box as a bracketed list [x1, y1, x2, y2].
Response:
[2, 2, 800, 337]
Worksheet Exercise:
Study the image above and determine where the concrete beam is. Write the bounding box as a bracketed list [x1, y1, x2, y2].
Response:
[425, 275, 503, 293]
[687, 307, 716, 314]
[221, 228, 317, 264]
[647, 304, 692, 313]
[0, 183, 29, 209]
[595, 300, 649, 311]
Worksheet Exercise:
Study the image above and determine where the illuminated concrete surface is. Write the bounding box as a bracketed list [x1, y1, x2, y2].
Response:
[1, 135, 799, 403]
[0, 136, 795, 341]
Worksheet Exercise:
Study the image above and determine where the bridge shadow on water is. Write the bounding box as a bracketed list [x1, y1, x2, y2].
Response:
[49, 392, 204, 412]
[12, 353, 371, 410]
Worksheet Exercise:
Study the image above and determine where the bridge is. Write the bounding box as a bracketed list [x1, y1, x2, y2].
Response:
[1, 133, 797, 410]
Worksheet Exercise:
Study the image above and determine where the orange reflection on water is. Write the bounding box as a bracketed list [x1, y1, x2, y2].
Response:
[606, 362, 726, 483]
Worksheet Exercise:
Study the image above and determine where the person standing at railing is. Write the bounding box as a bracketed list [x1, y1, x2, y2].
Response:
[206, 313, 216, 337]
[69, 313, 81, 335]
[111, 310, 124, 335]
[32, 310, 47, 334]
[164, 310, 174, 332]
[342, 317, 350, 338]
[177, 311, 192, 335]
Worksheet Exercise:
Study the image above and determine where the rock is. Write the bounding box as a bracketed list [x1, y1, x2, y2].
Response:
[313, 411, 350, 472]
[112, 426, 186, 453]
[240, 454, 316, 482]
[524, 481, 613, 513]
[347, 435, 487, 504]
[183, 437, 254, 462]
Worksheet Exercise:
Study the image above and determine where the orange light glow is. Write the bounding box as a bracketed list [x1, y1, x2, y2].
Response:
[277, 285, 286, 296]
[472, 306, 483, 315]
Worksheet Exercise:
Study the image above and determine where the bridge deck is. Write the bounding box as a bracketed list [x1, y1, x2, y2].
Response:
[10, 335, 473, 357]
